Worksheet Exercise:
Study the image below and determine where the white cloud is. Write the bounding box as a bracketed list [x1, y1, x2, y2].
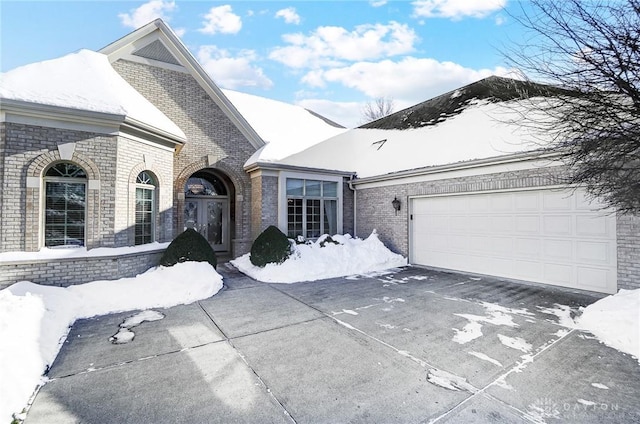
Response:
[370, 0, 388, 7]
[174, 27, 186, 37]
[412, 0, 506, 20]
[275, 7, 301, 25]
[118, 0, 176, 28]
[197, 45, 273, 89]
[199, 5, 242, 35]
[269, 21, 418, 68]
[301, 56, 511, 103]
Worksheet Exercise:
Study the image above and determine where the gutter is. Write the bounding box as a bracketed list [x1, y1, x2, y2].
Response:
[350, 149, 562, 186]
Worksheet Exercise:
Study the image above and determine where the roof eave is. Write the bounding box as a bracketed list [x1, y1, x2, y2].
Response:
[351, 149, 561, 185]
[244, 160, 355, 177]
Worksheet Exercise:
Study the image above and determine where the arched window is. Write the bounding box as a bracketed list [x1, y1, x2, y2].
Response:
[135, 171, 156, 245]
[44, 162, 87, 247]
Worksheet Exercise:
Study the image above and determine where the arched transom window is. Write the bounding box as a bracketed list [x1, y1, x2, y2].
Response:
[44, 162, 87, 247]
[135, 171, 156, 245]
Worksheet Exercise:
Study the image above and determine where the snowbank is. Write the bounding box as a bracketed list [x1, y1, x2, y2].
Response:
[231, 231, 407, 283]
[576, 289, 640, 363]
[0, 262, 223, 423]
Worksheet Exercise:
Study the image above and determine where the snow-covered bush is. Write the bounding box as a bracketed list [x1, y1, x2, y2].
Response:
[250, 226, 292, 267]
[160, 228, 217, 269]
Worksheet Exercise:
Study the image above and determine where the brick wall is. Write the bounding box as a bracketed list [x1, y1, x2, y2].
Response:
[249, 174, 279, 239]
[342, 178, 355, 236]
[113, 136, 174, 246]
[0, 250, 164, 289]
[0, 123, 118, 252]
[112, 60, 257, 257]
[617, 213, 640, 290]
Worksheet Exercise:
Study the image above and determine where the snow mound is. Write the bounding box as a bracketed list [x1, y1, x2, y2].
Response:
[576, 289, 640, 363]
[0, 262, 222, 423]
[231, 231, 407, 283]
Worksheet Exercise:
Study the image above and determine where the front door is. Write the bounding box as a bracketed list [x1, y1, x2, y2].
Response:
[184, 198, 229, 252]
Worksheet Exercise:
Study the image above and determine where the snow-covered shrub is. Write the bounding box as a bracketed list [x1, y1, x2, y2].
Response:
[318, 234, 340, 247]
[160, 228, 217, 269]
[250, 226, 292, 267]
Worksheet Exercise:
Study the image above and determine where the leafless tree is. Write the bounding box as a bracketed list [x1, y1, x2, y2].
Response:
[505, 0, 640, 213]
[360, 97, 395, 124]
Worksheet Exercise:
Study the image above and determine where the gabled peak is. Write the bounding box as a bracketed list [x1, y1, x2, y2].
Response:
[132, 39, 181, 66]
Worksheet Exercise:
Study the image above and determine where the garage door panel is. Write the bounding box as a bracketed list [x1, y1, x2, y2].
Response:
[576, 215, 614, 238]
[515, 216, 540, 234]
[410, 188, 617, 294]
[491, 194, 513, 212]
[543, 215, 573, 236]
[543, 263, 574, 285]
[490, 236, 513, 254]
[543, 239, 573, 261]
[515, 192, 540, 211]
[468, 195, 489, 211]
[577, 267, 614, 291]
[450, 215, 469, 233]
[490, 216, 514, 233]
[576, 241, 612, 264]
[543, 191, 573, 210]
[515, 238, 541, 257]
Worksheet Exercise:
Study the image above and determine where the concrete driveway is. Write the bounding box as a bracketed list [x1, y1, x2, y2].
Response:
[26, 266, 640, 423]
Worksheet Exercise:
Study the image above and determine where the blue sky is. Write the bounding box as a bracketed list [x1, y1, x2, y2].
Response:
[1, 0, 528, 127]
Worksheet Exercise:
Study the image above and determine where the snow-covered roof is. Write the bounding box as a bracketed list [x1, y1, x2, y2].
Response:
[225, 89, 348, 168]
[0, 49, 186, 141]
[276, 77, 554, 178]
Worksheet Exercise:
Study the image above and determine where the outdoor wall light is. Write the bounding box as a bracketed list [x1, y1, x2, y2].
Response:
[392, 197, 401, 215]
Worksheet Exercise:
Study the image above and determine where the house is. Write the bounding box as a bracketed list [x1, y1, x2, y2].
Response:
[0, 20, 637, 294]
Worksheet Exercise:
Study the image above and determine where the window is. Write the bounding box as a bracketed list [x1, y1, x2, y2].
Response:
[135, 171, 156, 245]
[44, 162, 87, 247]
[286, 178, 338, 238]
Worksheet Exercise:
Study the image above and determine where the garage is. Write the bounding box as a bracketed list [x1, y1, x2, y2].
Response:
[409, 188, 617, 294]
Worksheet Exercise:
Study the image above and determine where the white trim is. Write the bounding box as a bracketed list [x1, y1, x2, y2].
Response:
[1, 103, 122, 135]
[277, 170, 344, 236]
[353, 154, 562, 190]
[407, 184, 573, 200]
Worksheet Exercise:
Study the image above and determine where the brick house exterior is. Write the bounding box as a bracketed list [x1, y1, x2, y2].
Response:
[0, 20, 637, 294]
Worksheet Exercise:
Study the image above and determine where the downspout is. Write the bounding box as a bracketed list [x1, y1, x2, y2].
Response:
[348, 173, 357, 237]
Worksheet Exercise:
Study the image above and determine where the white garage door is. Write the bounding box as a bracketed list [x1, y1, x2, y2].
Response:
[410, 188, 617, 294]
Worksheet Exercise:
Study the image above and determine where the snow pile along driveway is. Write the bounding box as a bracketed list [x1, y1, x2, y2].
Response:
[231, 231, 408, 283]
[0, 262, 223, 423]
[576, 288, 640, 363]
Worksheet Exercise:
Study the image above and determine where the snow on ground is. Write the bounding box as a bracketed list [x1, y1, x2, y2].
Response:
[0, 262, 222, 423]
[0, 242, 169, 263]
[576, 289, 640, 363]
[230, 231, 408, 283]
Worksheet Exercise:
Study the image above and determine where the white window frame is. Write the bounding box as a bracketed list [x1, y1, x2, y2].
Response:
[278, 171, 343, 238]
[135, 171, 157, 245]
[42, 163, 88, 248]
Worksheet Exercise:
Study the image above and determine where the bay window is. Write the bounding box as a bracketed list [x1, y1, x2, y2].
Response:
[286, 178, 338, 238]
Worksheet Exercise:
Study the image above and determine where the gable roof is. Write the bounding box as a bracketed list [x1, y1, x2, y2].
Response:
[276, 76, 555, 179]
[0, 49, 186, 144]
[99, 19, 265, 151]
[220, 89, 347, 170]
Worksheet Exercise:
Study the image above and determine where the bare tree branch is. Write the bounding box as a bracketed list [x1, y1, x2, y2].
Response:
[360, 97, 395, 124]
[503, 0, 640, 213]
